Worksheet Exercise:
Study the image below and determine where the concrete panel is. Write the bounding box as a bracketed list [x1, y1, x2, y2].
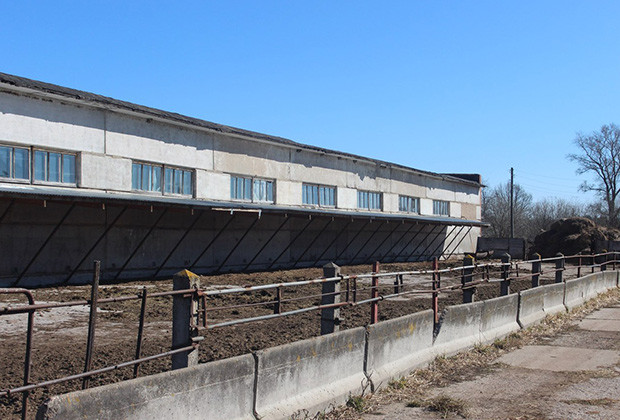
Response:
[0, 91, 105, 153]
[389, 178, 426, 198]
[366, 310, 435, 387]
[254, 327, 366, 420]
[105, 113, 214, 170]
[274, 180, 301, 206]
[518, 283, 567, 328]
[480, 294, 520, 343]
[419, 198, 433, 216]
[433, 301, 483, 356]
[336, 187, 356, 210]
[564, 272, 616, 310]
[197, 170, 230, 201]
[383, 192, 399, 213]
[518, 286, 545, 327]
[80, 153, 132, 191]
[36, 353, 256, 420]
[450, 202, 462, 218]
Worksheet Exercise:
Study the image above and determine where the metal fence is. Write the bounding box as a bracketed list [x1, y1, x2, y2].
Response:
[1, 251, 617, 419]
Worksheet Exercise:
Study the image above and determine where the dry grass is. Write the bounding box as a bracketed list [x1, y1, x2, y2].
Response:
[327, 288, 620, 419]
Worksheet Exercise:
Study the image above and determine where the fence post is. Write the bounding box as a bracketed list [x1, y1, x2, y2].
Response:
[370, 261, 380, 324]
[531, 253, 541, 288]
[600, 250, 608, 272]
[500, 253, 511, 296]
[577, 253, 582, 277]
[172, 269, 200, 369]
[432, 257, 440, 323]
[321, 262, 341, 335]
[462, 254, 475, 303]
[555, 253, 565, 283]
[82, 261, 100, 390]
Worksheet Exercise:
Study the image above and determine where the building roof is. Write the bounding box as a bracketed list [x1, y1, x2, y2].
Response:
[0, 183, 487, 227]
[0, 72, 481, 188]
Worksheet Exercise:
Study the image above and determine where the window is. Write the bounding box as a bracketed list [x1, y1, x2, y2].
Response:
[433, 200, 450, 216]
[302, 183, 335, 207]
[34, 150, 76, 184]
[230, 175, 274, 202]
[0, 145, 29, 180]
[165, 167, 193, 195]
[358, 190, 382, 210]
[132, 162, 193, 196]
[399, 195, 420, 213]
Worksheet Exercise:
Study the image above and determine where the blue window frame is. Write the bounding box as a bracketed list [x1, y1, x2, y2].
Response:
[33, 149, 76, 184]
[302, 183, 335, 207]
[433, 200, 450, 216]
[399, 195, 420, 213]
[357, 190, 382, 210]
[132, 161, 192, 196]
[230, 176, 274, 202]
[0, 145, 29, 181]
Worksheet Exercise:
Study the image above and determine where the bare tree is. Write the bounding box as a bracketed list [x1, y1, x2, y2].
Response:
[527, 198, 585, 238]
[482, 182, 533, 238]
[568, 123, 620, 227]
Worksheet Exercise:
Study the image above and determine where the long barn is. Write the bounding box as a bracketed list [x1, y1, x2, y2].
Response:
[0, 73, 485, 287]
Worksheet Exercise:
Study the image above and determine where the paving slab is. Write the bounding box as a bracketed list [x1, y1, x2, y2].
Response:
[498, 345, 619, 372]
[579, 318, 620, 332]
[359, 300, 620, 420]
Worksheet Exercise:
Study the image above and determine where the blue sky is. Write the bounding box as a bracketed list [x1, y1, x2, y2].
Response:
[2, 1, 619, 203]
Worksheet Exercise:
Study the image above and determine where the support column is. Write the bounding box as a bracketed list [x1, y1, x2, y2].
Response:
[321, 262, 341, 335]
[172, 270, 200, 369]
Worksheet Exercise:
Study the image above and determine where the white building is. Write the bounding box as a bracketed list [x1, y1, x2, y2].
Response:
[0, 73, 484, 287]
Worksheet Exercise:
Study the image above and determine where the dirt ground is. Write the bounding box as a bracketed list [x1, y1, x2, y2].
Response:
[0, 259, 583, 419]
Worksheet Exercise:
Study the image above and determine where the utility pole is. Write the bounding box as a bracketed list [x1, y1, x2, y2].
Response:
[510, 167, 514, 239]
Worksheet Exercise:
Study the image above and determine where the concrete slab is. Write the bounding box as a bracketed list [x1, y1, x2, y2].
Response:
[499, 345, 620, 372]
[579, 318, 620, 332]
[584, 307, 620, 320]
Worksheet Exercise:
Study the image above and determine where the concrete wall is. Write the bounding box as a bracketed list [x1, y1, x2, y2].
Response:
[254, 327, 367, 420]
[518, 283, 566, 327]
[37, 353, 256, 420]
[366, 309, 435, 387]
[0, 89, 481, 219]
[37, 270, 619, 420]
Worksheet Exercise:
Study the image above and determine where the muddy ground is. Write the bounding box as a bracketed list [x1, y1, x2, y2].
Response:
[0, 260, 584, 419]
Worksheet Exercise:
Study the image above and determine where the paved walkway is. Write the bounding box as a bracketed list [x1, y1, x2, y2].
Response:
[362, 303, 620, 419]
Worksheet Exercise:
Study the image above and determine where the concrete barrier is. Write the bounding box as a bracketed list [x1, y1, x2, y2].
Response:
[564, 272, 616, 310]
[433, 301, 483, 356]
[254, 326, 366, 420]
[36, 353, 256, 420]
[366, 309, 434, 387]
[480, 294, 520, 342]
[518, 283, 566, 327]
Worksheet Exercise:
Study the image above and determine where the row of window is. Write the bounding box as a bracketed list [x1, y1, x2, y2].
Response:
[0, 144, 451, 216]
[0, 145, 77, 184]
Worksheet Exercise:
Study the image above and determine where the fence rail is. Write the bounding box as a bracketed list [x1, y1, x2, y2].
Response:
[1, 251, 618, 419]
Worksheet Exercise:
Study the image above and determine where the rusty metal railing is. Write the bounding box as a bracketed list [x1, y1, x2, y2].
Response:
[1, 251, 618, 419]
